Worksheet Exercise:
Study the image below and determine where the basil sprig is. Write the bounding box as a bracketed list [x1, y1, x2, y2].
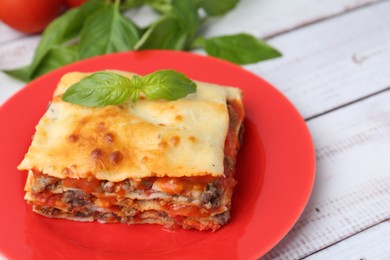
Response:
[4, 0, 282, 82]
[5, 0, 107, 80]
[62, 70, 197, 107]
[193, 34, 282, 65]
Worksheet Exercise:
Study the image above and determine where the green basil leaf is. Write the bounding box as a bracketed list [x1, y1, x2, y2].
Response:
[63, 72, 133, 107]
[171, 0, 200, 36]
[128, 75, 143, 102]
[121, 0, 143, 10]
[5, 0, 106, 81]
[143, 0, 173, 13]
[134, 14, 187, 50]
[63, 70, 196, 106]
[78, 1, 139, 59]
[31, 46, 79, 79]
[3, 66, 31, 82]
[29, 0, 107, 77]
[199, 0, 239, 16]
[141, 70, 197, 100]
[195, 33, 282, 65]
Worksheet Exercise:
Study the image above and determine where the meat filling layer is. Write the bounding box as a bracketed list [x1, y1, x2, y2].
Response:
[27, 171, 233, 230]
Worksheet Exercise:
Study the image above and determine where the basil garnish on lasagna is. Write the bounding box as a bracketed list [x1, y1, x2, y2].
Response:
[18, 70, 245, 231]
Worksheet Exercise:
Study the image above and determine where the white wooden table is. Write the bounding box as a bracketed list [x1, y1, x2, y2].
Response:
[1, 0, 389, 259]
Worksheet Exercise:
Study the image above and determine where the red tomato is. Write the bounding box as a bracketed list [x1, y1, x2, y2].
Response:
[0, 0, 63, 34]
[64, 0, 86, 8]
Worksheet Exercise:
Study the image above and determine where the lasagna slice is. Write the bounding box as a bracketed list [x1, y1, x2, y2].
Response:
[18, 71, 244, 231]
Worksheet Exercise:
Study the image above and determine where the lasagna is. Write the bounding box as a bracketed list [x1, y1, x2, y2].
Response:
[18, 71, 245, 231]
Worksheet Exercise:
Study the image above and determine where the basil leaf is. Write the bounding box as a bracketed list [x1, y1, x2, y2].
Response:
[143, 0, 173, 13]
[62, 72, 132, 107]
[194, 34, 282, 65]
[171, 0, 200, 37]
[128, 75, 143, 102]
[63, 70, 196, 106]
[4, 0, 282, 83]
[31, 46, 79, 79]
[78, 1, 139, 59]
[29, 0, 106, 78]
[135, 0, 200, 50]
[141, 70, 197, 100]
[3, 66, 31, 82]
[199, 0, 239, 16]
[134, 14, 187, 50]
[121, 0, 143, 10]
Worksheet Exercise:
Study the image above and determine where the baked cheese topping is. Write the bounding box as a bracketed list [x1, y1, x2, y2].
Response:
[18, 71, 243, 182]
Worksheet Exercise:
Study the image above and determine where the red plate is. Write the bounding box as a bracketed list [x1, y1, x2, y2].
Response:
[0, 51, 315, 259]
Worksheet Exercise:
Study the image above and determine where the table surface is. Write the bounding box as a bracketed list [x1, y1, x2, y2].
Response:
[1, 1, 389, 259]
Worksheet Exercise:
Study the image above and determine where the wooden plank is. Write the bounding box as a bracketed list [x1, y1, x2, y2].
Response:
[263, 91, 390, 259]
[0, 36, 40, 104]
[305, 221, 390, 259]
[0, 0, 380, 44]
[0, 23, 26, 44]
[0, 1, 388, 111]
[0, 36, 40, 70]
[203, 0, 380, 38]
[245, 0, 390, 119]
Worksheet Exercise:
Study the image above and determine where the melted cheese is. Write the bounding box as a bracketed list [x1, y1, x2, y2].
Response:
[18, 71, 243, 182]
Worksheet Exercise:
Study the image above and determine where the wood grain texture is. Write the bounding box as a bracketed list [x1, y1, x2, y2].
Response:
[0, 36, 40, 104]
[0, 1, 389, 258]
[0, 23, 26, 44]
[245, 0, 390, 119]
[305, 221, 390, 260]
[0, 36, 40, 70]
[262, 91, 390, 259]
[0, 1, 388, 108]
[202, 0, 380, 38]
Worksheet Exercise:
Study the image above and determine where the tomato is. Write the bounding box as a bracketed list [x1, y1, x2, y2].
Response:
[62, 177, 101, 194]
[156, 178, 185, 195]
[0, 0, 63, 34]
[64, 0, 86, 8]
